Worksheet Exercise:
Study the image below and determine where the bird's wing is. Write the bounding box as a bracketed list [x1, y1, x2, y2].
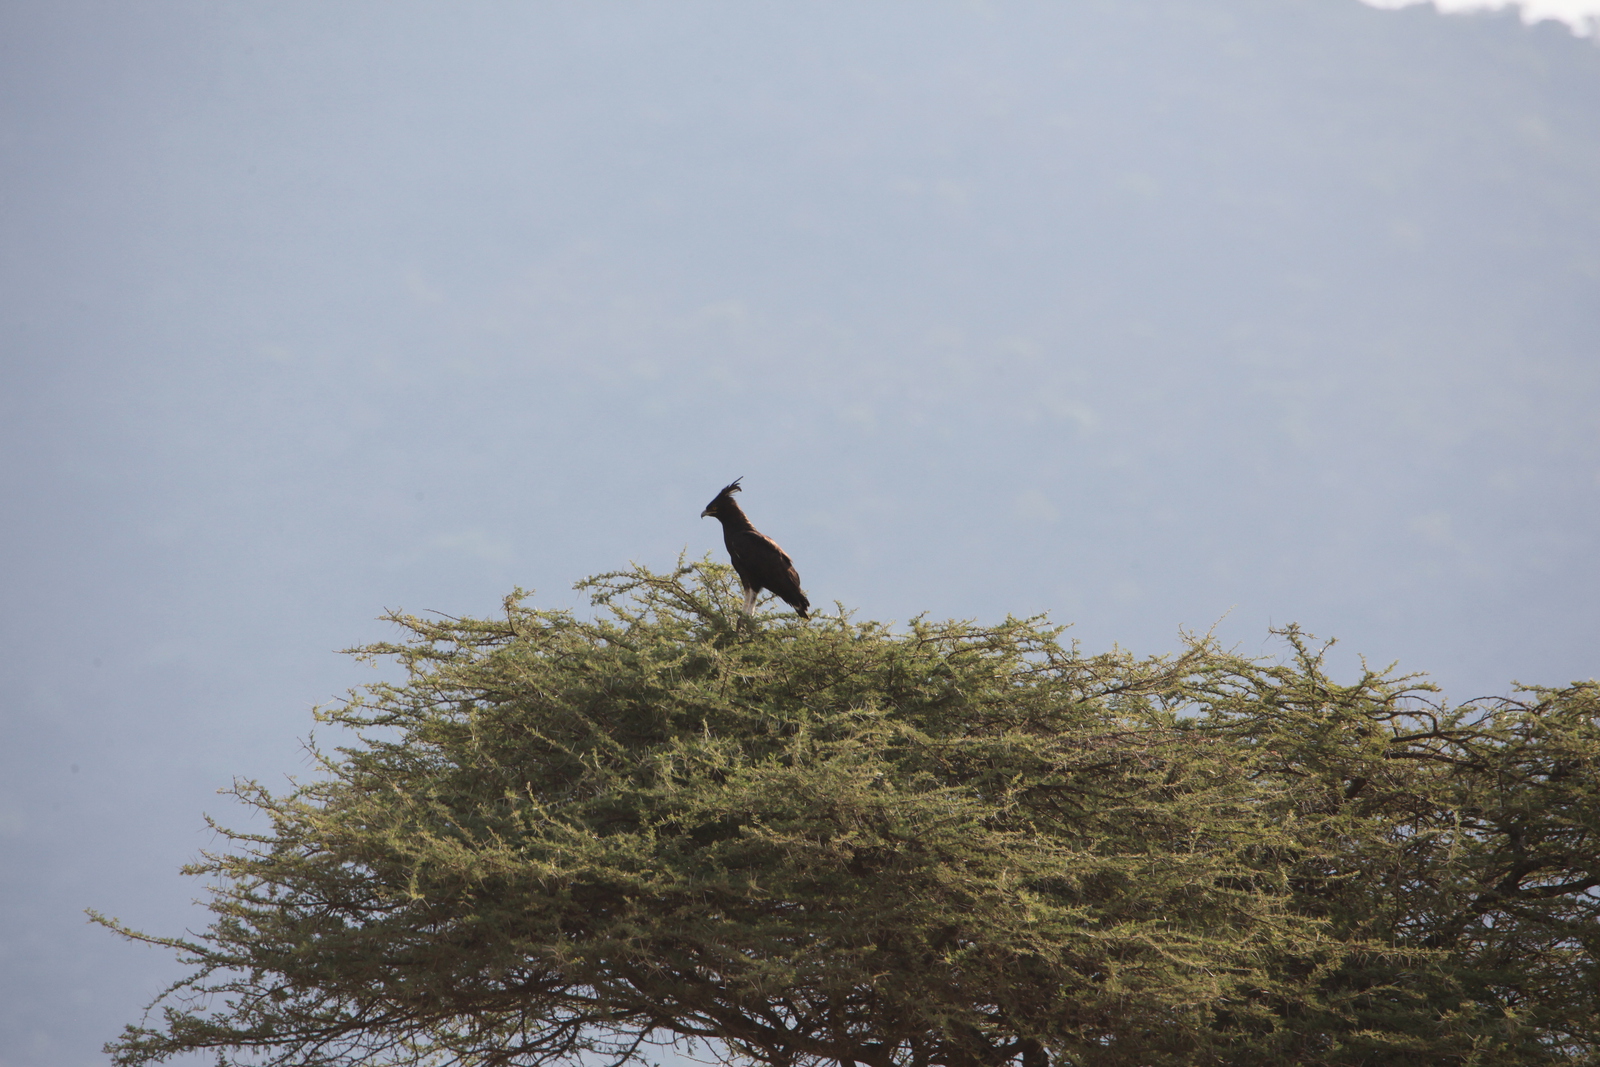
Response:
[750, 532, 793, 566]
[727, 529, 807, 615]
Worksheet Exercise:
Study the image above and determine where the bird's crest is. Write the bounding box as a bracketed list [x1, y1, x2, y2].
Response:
[701, 477, 746, 518]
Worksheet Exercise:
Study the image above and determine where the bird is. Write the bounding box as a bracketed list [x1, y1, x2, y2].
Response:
[701, 477, 810, 618]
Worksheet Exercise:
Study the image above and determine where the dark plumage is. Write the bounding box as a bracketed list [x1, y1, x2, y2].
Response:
[701, 478, 810, 618]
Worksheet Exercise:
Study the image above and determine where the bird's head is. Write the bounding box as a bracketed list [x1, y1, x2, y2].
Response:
[700, 477, 743, 518]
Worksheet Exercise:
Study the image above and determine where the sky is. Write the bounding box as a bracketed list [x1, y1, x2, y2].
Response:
[1, 1, 1598, 1065]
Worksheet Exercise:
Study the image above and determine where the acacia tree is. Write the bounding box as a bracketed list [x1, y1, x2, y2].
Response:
[100, 562, 1600, 1067]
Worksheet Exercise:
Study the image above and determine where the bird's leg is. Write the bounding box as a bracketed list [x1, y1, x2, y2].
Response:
[742, 586, 758, 616]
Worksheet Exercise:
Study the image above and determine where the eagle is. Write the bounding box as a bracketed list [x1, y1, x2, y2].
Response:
[701, 478, 810, 618]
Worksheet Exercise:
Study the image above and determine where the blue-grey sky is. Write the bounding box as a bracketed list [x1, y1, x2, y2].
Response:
[2, 2, 1598, 1064]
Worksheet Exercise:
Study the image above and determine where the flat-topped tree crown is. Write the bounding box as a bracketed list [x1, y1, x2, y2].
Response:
[97, 561, 1600, 1067]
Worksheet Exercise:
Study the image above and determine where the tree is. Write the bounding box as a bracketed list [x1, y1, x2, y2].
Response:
[99, 561, 1600, 1067]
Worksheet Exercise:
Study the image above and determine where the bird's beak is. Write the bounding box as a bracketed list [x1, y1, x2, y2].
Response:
[700, 507, 713, 518]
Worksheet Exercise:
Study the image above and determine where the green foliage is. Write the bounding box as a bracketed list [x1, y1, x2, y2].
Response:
[99, 561, 1600, 1067]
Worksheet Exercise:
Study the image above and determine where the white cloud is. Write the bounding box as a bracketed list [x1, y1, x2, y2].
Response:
[1361, 0, 1600, 35]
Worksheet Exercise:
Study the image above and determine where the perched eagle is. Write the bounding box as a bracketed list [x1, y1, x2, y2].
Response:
[701, 478, 810, 618]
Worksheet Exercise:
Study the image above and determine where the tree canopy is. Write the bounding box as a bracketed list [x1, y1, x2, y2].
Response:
[102, 562, 1600, 1067]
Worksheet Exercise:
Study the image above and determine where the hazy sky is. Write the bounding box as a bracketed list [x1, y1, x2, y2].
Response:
[2, 2, 1597, 1065]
